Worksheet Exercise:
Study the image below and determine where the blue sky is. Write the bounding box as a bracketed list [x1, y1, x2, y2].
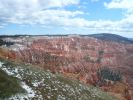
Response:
[0, 0, 133, 38]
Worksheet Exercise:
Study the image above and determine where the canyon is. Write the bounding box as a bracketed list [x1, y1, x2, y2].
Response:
[0, 34, 133, 100]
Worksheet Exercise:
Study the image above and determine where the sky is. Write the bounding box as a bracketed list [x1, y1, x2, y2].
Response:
[0, 0, 133, 38]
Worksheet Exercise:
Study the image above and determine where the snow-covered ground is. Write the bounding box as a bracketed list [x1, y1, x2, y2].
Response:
[0, 61, 36, 100]
[8, 82, 35, 100]
[0, 60, 116, 100]
[9, 44, 27, 51]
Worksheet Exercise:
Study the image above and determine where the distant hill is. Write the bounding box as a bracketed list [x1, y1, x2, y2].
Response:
[0, 33, 133, 44]
[89, 33, 133, 44]
[128, 38, 133, 41]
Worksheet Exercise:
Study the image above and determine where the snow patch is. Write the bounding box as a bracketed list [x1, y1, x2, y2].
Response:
[32, 79, 44, 87]
[9, 44, 27, 51]
[9, 82, 35, 100]
[0, 62, 14, 75]
[21, 82, 35, 97]
[0, 61, 4, 67]
[0, 61, 36, 99]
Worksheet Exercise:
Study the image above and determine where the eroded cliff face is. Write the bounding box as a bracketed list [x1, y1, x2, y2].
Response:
[1, 36, 133, 100]
[15, 36, 131, 69]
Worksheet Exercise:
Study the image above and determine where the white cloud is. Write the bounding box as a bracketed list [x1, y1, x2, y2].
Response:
[0, 0, 80, 10]
[0, 0, 113, 28]
[0, 23, 7, 28]
[0, 0, 81, 25]
[7, 10, 84, 25]
[0, 0, 133, 37]
[43, 0, 80, 8]
[103, 0, 133, 35]
[104, 0, 133, 12]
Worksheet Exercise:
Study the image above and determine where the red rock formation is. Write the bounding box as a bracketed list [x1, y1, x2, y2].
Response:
[9, 36, 133, 100]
